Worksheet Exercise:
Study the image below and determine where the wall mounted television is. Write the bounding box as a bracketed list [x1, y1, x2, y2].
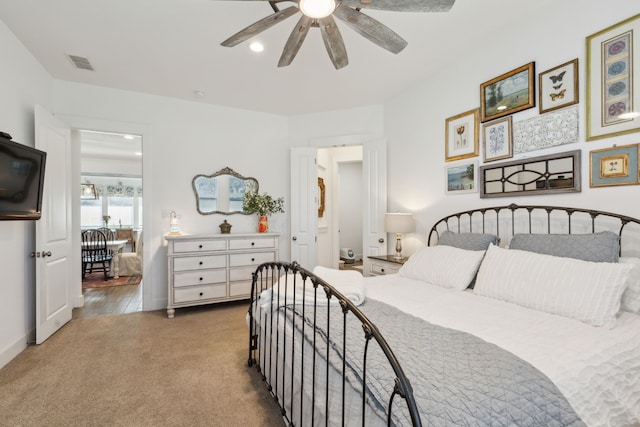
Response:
[0, 131, 47, 220]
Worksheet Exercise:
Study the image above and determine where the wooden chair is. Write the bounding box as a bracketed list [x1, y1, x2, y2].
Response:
[82, 229, 113, 280]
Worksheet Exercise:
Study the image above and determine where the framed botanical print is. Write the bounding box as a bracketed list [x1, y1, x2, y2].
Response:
[586, 14, 640, 141]
[445, 108, 479, 162]
[482, 117, 513, 162]
[445, 161, 478, 194]
[589, 144, 639, 187]
[480, 62, 535, 122]
[539, 59, 579, 114]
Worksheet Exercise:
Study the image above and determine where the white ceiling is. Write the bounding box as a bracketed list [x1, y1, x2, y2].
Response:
[0, 0, 554, 116]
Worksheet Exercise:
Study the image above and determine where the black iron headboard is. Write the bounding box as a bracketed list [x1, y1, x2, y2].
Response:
[427, 203, 640, 257]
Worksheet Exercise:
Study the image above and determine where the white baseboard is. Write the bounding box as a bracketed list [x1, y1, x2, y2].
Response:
[0, 333, 29, 370]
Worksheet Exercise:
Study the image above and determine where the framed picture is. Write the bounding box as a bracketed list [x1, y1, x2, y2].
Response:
[480, 62, 535, 122]
[482, 117, 513, 162]
[445, 108, 479, 162]
[81, 183, 98, 199]
[445, 161, 478, 194]
[589, 144, 639, 187]
[586, 14, 640, 141]
[539, 59, 579, 114]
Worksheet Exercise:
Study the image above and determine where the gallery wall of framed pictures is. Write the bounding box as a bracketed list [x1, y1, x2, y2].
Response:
[443, 12, 640, 196]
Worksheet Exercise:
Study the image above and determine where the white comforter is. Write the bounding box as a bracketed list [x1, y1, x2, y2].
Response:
[364, 274, 640, 427]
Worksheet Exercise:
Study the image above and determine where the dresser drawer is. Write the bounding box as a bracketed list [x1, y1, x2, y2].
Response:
[173, 255, 226, 272]
[369, 262, 400, 276]
[229, 281, 252, 297]
[174, 269, 226, 288]
[174, 283, 227, 303]
[229, 251, 275, 267]
[229, 266, 255, 283]
[173, 239, 227, 253]
[229, 237, 276, 250]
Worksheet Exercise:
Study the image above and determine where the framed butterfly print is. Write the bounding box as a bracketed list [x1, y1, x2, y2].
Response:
[586, 14, 640, 141]
[480, 62, 535, 122]
[444, 108, 479, 162]
[539, 59, 579, 114]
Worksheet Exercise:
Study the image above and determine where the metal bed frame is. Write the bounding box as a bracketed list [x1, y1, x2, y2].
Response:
[248, 204, 640, 427]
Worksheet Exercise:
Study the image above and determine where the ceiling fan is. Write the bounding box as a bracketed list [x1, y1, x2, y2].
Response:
[220, 0, 456, 70]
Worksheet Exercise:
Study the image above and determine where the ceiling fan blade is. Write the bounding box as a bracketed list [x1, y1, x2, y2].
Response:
[318, 15, 348, 70]
[221, 6, 299, 47]
[278, 15, 313, 67]
[332, 5, 407, 54]
[341, 0, 455, 12]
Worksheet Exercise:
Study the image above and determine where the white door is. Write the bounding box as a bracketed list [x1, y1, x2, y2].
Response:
[361, 139, 387, 276]
[290, 147, 318, 269]
[35, 105, 73, 344]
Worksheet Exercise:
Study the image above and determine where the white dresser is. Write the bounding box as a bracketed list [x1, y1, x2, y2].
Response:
[165, 232, 279, 318]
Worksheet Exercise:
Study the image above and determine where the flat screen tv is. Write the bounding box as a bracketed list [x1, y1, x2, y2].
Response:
[0, 131, 47, 220]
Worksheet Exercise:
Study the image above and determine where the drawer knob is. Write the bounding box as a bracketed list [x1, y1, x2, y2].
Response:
[251, 242, 255, 246]
[251, 258, 255, 262]
[381, 268, 385, 272]
[199, 292, 203, 297]
[199, 261, 203, 265]
[199, 244, 203, 249]
[199, 277, 203, 281]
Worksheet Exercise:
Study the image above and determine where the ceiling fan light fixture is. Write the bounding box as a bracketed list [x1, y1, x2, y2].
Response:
[299, 0, 336, 19]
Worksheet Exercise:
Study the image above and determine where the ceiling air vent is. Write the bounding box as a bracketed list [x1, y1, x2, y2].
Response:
[67, 54, 94, 71]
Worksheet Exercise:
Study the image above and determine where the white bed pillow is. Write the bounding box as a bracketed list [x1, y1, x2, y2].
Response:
[474, 245, 632, 327]
[619, 257, 640, 313]
[399, 245, 485, 290]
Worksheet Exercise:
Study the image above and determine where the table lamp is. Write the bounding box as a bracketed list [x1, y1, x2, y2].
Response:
[385, 213, 414, 259]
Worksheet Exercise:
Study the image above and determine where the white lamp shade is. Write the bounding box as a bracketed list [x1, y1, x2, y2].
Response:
[384, 213, 414, 233]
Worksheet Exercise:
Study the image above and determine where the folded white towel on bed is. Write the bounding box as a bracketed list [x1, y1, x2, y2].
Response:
[259, 266, 365, 307]
[312, 266, 365, 306]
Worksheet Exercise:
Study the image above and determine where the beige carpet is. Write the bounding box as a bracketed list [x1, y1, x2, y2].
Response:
[0, 303, 284, 427]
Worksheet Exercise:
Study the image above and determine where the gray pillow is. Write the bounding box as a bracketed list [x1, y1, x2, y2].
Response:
[438, 231, 499, 251]
[509, 231, 620, 263]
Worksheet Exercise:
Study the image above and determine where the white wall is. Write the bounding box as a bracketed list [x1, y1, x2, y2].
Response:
[0, 19, 53, 368]
[385, 0, 640, 256]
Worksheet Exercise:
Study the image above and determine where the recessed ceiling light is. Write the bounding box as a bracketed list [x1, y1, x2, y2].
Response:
[250, 41, 264, 53]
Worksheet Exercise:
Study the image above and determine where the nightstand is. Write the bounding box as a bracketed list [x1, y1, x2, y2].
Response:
[366, 255, 408, 276]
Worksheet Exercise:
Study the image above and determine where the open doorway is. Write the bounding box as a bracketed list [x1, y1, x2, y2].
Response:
[76, 130, 143, 319]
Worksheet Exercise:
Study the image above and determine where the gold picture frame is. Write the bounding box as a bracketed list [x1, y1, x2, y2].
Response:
[445, 108, 479, 162]
[538, 59, 579, 114]
[317, 177, 325, 218]
[586, 14, 640, 141]
[589, 143, 639, 187]
[480, 62, 535, 122]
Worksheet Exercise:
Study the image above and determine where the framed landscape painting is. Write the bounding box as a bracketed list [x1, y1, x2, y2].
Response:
[445, 161, 478, 194]
[586, 14, 640, 140]
[480, 62, 535, 122]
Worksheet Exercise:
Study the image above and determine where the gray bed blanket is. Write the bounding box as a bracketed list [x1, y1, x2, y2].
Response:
[281, 298, 585, 427]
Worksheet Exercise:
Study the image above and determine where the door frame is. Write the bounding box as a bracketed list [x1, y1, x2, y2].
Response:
[305, 134, 387, 271]
[55, 114, 152, 310]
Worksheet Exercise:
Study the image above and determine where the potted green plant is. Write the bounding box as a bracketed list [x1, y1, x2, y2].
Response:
[242, 191, 284, 232]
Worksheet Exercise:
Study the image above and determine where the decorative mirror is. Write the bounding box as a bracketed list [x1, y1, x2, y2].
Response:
[479, 150, 581, 198]
[192, 167, 258, 215]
